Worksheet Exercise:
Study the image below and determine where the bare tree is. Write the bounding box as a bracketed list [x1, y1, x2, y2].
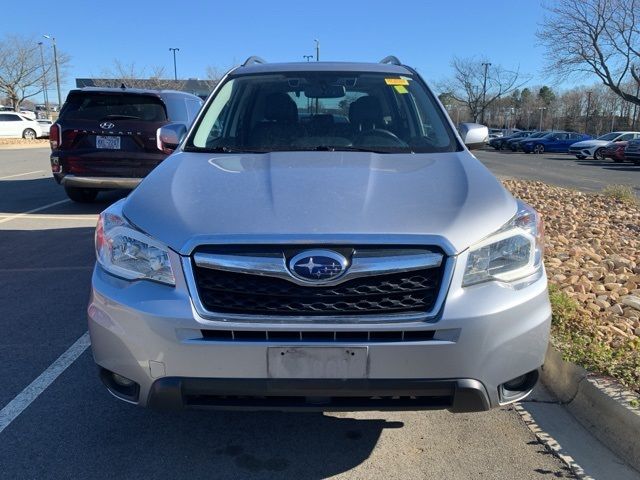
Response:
[0, 34, 69, 109]
[94, 60, 185, 90]
[438, 57, 529, 123]
[538, 0, 640, 106]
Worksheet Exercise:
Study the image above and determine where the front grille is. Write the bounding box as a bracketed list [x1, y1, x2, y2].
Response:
[191, 247, 445, 317]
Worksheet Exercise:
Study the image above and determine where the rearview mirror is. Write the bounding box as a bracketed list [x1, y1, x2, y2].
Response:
[157, 123, 187, 154]
[458, 123, 488, 150]
[303, 84, 346, 99]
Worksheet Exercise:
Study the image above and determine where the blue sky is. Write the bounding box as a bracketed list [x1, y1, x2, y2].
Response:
[4, 0, 551, 102]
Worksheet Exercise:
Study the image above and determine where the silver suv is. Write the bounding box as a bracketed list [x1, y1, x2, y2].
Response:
[89, 57, 550, 412]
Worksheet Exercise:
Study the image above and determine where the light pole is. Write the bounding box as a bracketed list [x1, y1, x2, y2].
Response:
[43, 35, 61, 109]
[169, 48, 180, 81]
[314, 39, 320, 61]
[480, 62, 491, 124]
[303, 55, 313, 62]
[585, 90, 592, 133]
[37, 42, 49, 117]
[632, 82, 639, 130]
[538, 107, 546, 130]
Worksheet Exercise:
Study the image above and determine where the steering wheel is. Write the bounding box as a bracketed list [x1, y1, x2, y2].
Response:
[354, 128, 408, 147]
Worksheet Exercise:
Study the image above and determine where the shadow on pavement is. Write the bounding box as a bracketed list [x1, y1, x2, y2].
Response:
[2, 352, 404, 479]
[0, 177, 128, 214]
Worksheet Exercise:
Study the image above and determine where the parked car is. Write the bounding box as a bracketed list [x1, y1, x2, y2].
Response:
[0, 112, 43, 139]
[489, 130, 534, 150]
[89, 57, 549, 413]
[601, 141, 629, 163]
[505, 131, 548, 151]
[36, 119, 53, 138]
[488, 128, 503, 139]
[520, 132, 591, 154]
[623, 138, 640, 164]
[568, 131, 640, 160]
[49, 87, 203, 202]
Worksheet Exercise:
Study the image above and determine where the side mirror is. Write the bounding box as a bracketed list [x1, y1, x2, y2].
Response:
[458, 123, 489, 150]
[157, 123, 187, 154]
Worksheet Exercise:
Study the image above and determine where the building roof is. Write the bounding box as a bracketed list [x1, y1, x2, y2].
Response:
[75, 78, 214, 98]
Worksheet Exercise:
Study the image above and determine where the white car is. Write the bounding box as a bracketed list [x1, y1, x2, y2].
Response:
[568, 131, 640, 160]
[0, 112, 44, 139]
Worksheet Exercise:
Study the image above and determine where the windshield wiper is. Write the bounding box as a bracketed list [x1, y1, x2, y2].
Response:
[186, 145, 268, 153]
[309, 145, 414, 153]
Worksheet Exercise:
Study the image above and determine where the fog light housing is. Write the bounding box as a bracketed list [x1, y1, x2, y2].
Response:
[99, 368, 140, 403]
[499, 369, 539, 404]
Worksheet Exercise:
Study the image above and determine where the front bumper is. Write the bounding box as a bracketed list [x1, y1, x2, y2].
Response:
[568, 147, 596, 157]
[88, 250, 551, 412]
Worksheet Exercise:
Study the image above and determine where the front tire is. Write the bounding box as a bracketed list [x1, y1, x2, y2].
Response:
[65, 186, 98, 203]
[533, 144, 545, 154]
[593, 148, 604, 160]
[22, 128, 36, 139]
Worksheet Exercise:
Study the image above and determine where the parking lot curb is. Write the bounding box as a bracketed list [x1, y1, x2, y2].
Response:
[541, 345, 640, 473]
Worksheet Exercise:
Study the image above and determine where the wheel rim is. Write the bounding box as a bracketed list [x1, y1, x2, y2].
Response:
[594, 149, 603, 160]
[24, 129, 35, 139]
[534, 145, 544, 154]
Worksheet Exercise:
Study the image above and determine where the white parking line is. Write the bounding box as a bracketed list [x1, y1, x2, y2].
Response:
[0, 170, 45, 180]
[0, 214, 97, 221]
[0, 199, 70, 225]
[0, 332, 90, 434]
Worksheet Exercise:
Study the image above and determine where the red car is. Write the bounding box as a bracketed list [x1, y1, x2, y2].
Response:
[601, 141, 628, 163]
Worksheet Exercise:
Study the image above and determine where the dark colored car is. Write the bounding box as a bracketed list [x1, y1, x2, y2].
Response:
[601, 141, 628, 163]
[49, 87, 203, 202]
[520, 132, 591, 154]
[505, 131, 548, 151]
[624, 139, 640, 164]
[488, 131, 534, 150]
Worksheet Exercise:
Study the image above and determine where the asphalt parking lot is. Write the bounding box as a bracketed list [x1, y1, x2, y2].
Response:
[1, 147, 638, 479]
[475, 148, 640, 196]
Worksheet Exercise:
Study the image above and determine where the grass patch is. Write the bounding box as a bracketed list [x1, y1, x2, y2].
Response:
[549, 284, 640, 393]
[601, 184, 638, 205]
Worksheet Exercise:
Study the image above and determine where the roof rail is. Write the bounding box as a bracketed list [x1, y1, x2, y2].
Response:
[379, 55, 402, 66]
[242, 56, 267, 66]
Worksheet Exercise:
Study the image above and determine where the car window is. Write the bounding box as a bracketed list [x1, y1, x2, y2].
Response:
[187, 71, 459, 154]
[617, 133, 634, 141]
[60, 92, 168, 122]
[165, 96, 188, 123]
[185, 98, 203, 122]
[0, 113, 21, 122]
[597, 132, 619, 141]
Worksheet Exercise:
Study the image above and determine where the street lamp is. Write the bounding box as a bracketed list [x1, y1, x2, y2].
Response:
[37, 42, 49, 117]
[585, 90, 592, 133]
[169, 48, 180, 81]
[480, 62, 491, 124]
[303, 55, 313, 62]
[538, 107, 546, 130]
[43, 35, 61, 109]
[314, 39, 320, 61]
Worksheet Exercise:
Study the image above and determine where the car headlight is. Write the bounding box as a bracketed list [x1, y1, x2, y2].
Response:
[95, 207, 175, 286]
[463, 200, 544, 286]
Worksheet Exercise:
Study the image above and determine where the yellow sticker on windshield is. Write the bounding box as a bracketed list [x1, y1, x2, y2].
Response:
[385, 78, 409, 86]
[394, 85, 408, 94]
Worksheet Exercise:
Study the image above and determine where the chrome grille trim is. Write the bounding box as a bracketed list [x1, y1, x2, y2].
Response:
[182, 251, 455, 325]
[193, 250, 443, 287]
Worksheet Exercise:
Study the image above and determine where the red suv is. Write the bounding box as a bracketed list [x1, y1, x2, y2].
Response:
[50, 87, 202, 202]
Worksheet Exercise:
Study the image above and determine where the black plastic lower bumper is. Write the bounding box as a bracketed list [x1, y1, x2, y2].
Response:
[146, 377, 491, 413]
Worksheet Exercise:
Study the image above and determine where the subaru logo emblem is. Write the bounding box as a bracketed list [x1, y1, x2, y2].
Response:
[99, 122, 115, 130]
[288, 250, 349, 284]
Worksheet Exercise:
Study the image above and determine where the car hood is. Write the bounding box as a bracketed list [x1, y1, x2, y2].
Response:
[570, 139, 608, 148]
[123, 150, 517, 255]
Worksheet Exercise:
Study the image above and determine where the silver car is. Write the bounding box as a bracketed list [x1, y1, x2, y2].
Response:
[89, 57, 550, 412]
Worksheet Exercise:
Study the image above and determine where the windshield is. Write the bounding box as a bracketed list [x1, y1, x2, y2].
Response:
[60, 93, 167, 122]
[186, 71, 459, 153]
[597, 132, 620, 141]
